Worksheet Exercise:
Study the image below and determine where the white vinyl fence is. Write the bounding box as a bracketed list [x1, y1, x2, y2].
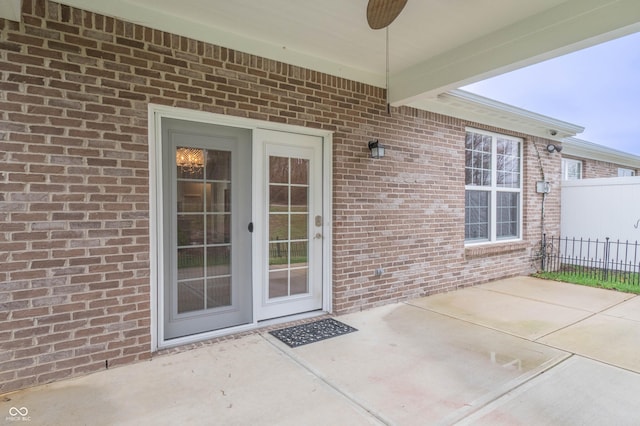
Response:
[561, 176, 640, 242]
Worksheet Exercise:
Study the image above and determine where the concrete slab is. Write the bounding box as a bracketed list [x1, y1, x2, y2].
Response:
[459, 356, 640, 426]
[601, 295, 640, 322]
[480, 275, 634, 312]
[269, 303, 569, 425]
[3, 277, 640, 425]
[407, 287, 592, 340]
[0, 335, 380, 426]
[539, 314, 640, 373]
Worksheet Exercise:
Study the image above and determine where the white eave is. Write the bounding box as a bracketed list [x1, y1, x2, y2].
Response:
[562, 137, 640, 169]
[410, 89, 585, 140]
[0, 0, 21, 22]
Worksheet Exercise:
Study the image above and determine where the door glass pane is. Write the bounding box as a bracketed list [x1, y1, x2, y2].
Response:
[269, 214, 288, 241]
[207, 277, 231, 308]
[291, 158, 308, 184]
[268, 270, 288, 298]
[290, 241, 308, 265]
[177, 182, 204, 212]
[206, 150, 230, 180]
[269, 156, 289, 184]
[206, 214, 230, 244]
[290, 187, 307, 212]
[290, 268, 308, 295]
[206, 182, 231, 213]
[268, 155, 311, 299]
[269, 186, 288, 212]
[207, 246, 230, 276]
[177, 248, 204, 280]
[269, 242, 288, 269]
[178, 280, 204, 313]
[177, 215, 204, 246]
[175, 147, 234, 315]
[290, 214, 308, 240]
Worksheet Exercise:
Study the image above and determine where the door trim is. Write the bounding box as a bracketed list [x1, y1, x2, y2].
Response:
[148, 104, 333, 351]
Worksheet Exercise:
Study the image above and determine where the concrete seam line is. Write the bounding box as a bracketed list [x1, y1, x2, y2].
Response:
[446, 354, 575, 425]
[260, 333, 392, 426]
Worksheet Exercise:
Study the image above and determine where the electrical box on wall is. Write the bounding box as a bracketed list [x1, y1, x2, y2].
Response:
[536, 181, 551, 194]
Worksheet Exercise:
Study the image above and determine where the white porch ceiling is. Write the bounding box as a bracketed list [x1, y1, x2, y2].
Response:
[0, 0, 21, 21]
[58, 0, 640, 106]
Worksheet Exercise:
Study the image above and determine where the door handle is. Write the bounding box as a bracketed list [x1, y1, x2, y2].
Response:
[248, 222, 254, 233]
[314, 233, 322, 239]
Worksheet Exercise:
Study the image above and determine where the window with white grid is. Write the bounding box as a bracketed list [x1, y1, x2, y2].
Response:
[465, 129, 522, 244]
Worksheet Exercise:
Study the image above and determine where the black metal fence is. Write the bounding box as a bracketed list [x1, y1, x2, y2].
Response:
[269, 241, 308, 263]
[541, 235, 640, 286]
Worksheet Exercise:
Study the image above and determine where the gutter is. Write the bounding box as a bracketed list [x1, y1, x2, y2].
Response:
[562, 137, 640, 169]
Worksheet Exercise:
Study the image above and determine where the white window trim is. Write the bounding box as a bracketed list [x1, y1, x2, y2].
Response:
[464, 128, 523, 246]
[618, 167, 635, 177]
[562, 158, 582, 180]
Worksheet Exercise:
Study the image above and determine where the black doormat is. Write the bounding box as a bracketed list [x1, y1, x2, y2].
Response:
[269, 318, 358, 348]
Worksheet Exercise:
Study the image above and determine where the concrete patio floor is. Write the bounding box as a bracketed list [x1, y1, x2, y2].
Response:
[3, 276, 640, 425]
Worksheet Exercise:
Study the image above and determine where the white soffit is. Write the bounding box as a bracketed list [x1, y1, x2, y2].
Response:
[56, 0, 640, 103]
[0, 0, 21, 22]
[416, 90, 584, 140]
[393, 0, 640, 104]
[562, 137, 640, 168]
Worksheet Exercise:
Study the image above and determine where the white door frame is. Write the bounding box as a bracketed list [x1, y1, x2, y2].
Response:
[148, 104, 333, 351]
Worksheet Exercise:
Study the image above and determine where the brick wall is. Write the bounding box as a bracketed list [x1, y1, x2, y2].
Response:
[0, 0, 560, 393]
[582, 157, 636, 178]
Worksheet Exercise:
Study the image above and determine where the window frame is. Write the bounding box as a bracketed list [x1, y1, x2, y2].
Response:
[561, 158, 582, 180]
[464, 128, 523, 245]
[618, 167, 635, 177]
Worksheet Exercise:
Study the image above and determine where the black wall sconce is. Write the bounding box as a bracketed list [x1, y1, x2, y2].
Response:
[368, 140, 385, 159]
[546, 143, 562, 153]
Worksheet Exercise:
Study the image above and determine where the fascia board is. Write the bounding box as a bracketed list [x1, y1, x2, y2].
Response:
[410, 90, 584, 140]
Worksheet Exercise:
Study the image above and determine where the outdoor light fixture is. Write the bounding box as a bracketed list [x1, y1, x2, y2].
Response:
[546, 143, 562, 154]
[368, 140, 385, 159]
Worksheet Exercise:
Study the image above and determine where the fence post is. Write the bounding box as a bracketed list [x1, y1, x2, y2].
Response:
[603, 237, 610, 281]
[541, 233, 546, 271]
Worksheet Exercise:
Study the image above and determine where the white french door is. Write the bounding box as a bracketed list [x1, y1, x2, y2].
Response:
[156, 116, 326, 343]
[255, 129, 324, 320]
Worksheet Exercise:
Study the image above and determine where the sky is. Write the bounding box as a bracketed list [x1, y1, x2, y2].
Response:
[462, 31, 640, 156]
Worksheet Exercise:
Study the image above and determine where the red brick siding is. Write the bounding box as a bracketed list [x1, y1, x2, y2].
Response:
[0, 0, 561, 393]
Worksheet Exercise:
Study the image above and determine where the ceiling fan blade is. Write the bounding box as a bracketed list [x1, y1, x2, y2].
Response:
[366, 0, 408, 30]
